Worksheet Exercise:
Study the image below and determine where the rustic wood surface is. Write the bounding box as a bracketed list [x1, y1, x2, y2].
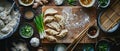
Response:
[42, 6, 96, 43]
[15, 0, 98, 44]
[0, 0, 119, 51]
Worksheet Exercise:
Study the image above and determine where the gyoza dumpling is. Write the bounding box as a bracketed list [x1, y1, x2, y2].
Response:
[54, 15, 63, 22]
[44, 8, 58, 16]
[0, 20, 5, 29]
[59, 19, 65, 29]
[45, 28, 59, 35]
[0, 11, 7, 19]
[7, 19, 17, 28]
[46, 22, 61, 31]
[0, 7, 4, 12]
[4, 15, 12, 24]
[54, 15, 65, 28]
[1, 18, 17, 34]
[44, 16, 55, 23]
[0, 11, 12, 24]
[45, 35, 57, 42]
[1, 25, 13, 34]
[56, 29, 68, 38]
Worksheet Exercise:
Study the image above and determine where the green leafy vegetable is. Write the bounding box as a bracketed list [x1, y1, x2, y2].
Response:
[34, 13, 46, 39]
[20, 24, 33, 38]
[98, 42, 109, 51]
[67, 0, 76, 5]
[99, 0, 108, 6]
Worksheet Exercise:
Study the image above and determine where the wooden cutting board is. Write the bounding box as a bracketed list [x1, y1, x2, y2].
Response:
[42, 6, 96, 43]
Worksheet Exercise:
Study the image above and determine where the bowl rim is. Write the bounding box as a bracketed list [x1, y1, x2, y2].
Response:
[95, 39, 111, 51]
[98, 0, 110, 8]
[83, 44, 94, 51]
[97, 10, 120, 33]
[18, 0, 34, 6]
[54, 44, 66, 51]
[87, 26, 100, 38]
[79, 0, 96, 7]
[19, 23, 34, 38]
[23, 8, 35, 20]
[0, 0, 20, 40]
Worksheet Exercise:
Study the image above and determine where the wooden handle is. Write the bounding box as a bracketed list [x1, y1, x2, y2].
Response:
[65, 20, 95, 51]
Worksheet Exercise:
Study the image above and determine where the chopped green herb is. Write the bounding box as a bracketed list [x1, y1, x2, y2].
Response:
[67, 0, 76, 5]
[98, 0, 108, 6]
[20, 24, 33, 38]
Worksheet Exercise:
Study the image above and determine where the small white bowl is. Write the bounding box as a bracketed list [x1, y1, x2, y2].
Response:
[87, 26, 99, 38]
[19, 0, 34, 6]
[79, 0, 95, 7]
[54, 44, 66, 51]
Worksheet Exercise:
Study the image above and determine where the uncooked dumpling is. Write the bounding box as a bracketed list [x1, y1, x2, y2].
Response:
[0, 19, 17, 34]
[54, 14, 63, 22]
[0, 7, 4, 12]
[56, 29, 68, 38]
[54, 15, 65, 28]
[1, 25, 13, 34]
[12, 42, 29, 51]
[45, 28, 59, 35]
[0, 11, 7, 20]
[59, 20, 65, 29]
[46, 22, 61, 31]
[44, 16, 55, 23]
[7, 19, 17, 28]
[4, 15, 12, 24]
[45, 35, 57, 41]
[44, 8, 58, 16]
[0, 20, 5, 29]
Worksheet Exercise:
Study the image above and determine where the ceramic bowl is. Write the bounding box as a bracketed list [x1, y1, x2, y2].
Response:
[83, 44, 94, 51]
[54, 44, 66, 51]
[98, 0, 110, 8]
[87, 26, 100, 38]
[79, 0, 95, 7]
[19, 0, 34, 6]
[19, 23, 34, 38]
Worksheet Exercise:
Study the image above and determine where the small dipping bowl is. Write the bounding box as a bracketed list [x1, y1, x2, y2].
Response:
[98, 0, 110, 8]
[54, 44, 66, 51]
[19, 23, 34, 38]
[19, 0, 34, 6]
[83, 44, 94, 51]
[87, 26, 99, 38]
[96, 39, 111, 51]
[79, 0, 95, 7]
[24, 8, 35, 20]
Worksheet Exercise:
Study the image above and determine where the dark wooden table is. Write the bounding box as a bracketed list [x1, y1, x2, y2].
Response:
[0, 0, 120, 51]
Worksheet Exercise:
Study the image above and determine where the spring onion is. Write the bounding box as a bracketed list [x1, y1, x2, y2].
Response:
[34, 13, 46, 39]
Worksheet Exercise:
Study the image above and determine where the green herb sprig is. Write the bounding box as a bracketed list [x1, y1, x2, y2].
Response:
[34, 13, 45, 39]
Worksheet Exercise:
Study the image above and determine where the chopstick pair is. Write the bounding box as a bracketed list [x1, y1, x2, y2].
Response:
[65, 21, 95, 51]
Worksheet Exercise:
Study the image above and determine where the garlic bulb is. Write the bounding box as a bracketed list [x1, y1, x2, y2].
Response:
[30, 37, 40, 47]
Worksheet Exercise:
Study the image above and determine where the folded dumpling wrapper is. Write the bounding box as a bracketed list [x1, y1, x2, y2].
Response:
[45, 28, 59, 35]
[44, 8, 58, 16]
[45, 35, 57, 42]
[44, 16, 55, 23]
[56, 29, 68, 38]
[46, 22, 61, 31]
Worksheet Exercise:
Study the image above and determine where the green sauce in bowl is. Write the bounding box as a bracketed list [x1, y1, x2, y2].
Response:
[98, 0, 110, 8]
[19, 23, 33, 38]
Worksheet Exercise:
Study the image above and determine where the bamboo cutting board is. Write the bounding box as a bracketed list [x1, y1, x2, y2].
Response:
[100, 0, 120, 31]
[42, 6, 96, 43]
